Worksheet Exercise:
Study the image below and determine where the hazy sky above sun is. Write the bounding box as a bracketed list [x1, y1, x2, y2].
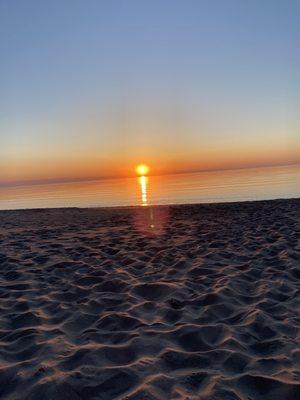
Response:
[1, 0, 299, 184]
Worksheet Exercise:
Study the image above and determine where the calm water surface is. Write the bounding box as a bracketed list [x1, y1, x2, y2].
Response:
[0, 165, 299, 210]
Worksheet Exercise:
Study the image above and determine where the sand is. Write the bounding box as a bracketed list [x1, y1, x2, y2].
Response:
[0, 199, 299, 400]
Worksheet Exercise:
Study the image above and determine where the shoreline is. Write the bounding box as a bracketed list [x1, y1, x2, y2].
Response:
[0, 196, 299, 213]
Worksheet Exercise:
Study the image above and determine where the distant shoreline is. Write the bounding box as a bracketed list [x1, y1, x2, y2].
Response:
[1, 162, 299, 189]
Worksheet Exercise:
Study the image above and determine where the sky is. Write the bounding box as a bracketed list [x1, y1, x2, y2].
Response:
[1, 0, 299, 185]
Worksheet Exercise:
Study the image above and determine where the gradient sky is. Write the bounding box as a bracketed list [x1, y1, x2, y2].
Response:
[1, 0, 299, 184]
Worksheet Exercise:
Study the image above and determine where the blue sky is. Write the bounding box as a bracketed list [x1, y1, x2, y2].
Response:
[1, 0, 299, 183]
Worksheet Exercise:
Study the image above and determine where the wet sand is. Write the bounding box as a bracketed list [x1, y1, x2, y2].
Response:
[0, 199, 299, 399]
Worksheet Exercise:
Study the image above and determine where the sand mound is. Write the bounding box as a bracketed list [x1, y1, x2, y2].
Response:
[0, 199, 299, 399]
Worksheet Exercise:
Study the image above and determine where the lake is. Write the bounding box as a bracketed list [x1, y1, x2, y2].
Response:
[0, 164, 299, 210]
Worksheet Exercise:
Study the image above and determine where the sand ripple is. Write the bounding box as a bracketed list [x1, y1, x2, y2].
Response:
[0, 199, 299, 399]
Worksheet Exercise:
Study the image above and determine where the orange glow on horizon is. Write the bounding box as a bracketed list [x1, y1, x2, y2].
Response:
[1, 143, 300, 186]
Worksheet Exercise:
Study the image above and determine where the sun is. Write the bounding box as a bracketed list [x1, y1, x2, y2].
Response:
[135, 164, 150, 176]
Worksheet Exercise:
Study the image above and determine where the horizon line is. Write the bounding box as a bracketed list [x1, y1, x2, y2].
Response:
[1, 161, 299, 189]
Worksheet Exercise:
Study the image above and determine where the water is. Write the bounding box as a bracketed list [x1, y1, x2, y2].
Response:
[0, 164, 299, 210]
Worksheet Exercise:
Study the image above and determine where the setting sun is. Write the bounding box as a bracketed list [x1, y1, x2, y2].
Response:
[135, 164, 150, 176]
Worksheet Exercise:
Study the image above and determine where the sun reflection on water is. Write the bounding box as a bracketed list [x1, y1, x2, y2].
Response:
[134, 173, 169, 235]
[138, 175, 148, 206]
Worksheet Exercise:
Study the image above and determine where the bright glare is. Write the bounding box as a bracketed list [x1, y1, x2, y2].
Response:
[135, 164, 150, 176]
[139, 175, 148, 206]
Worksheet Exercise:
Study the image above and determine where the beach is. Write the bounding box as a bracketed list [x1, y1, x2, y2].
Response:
[0, 198, 299, 399]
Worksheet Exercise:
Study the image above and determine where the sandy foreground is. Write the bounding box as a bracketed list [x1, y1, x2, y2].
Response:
[0, 199, 299, 400]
